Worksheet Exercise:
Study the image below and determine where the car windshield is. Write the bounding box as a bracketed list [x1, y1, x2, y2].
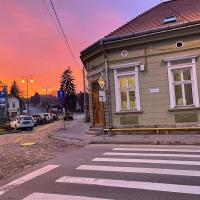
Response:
[20, 117, 32, 121]
[33, 115, 40, 117]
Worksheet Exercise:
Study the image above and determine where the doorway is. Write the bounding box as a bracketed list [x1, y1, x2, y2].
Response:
[92, 82, 104, 126]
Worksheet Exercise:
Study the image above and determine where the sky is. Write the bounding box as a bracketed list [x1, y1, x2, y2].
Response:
[0, 0, 160, 97]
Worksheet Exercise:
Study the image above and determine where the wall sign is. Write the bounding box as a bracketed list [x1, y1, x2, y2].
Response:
[99, 90, 106, 102]
[147, 88, 160, 94]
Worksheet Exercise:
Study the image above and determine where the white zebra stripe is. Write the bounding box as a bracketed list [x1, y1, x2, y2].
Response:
[104, 152, 200, 158]
[56, 176, 200, 195]
[22, 193, 113, 200]
[113, 148, 200, 153]
[77, 165, 200, 177]
[93, 157, 200, 166]
[0, 165, 59, 196]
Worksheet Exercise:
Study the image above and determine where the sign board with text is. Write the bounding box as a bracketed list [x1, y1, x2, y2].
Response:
[147, 88, 160, 94]
[99, 90, 106, 102]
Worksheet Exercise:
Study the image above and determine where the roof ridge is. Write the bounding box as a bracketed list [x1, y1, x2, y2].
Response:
[107, 1, 165, 37]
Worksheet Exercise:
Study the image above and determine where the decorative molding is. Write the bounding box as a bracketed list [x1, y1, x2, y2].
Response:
[86, 67, 103, 78]
[115, 110, 144, 114]
[163, 54, 198, 62]
[109, 61, 141, 70]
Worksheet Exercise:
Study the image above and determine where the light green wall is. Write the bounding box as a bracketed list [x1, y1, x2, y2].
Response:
[87, 33, 200, 127]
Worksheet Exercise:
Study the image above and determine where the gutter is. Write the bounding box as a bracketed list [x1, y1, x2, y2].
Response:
[100, 41, 113, 129]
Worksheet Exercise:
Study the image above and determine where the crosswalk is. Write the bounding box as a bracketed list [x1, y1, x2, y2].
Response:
[5, 145, 200, 199]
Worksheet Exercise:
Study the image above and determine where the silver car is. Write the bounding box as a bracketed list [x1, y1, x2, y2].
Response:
[10, 115, 34, 130]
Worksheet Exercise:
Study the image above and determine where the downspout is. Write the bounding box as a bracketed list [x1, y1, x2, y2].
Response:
[100, 40, 113, 128]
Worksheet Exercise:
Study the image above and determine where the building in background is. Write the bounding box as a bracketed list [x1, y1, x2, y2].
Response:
[7, 96, 20, 118]
[81, 0, 200, 129]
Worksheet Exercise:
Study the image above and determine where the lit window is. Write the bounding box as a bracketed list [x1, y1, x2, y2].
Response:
[114, 67, 141, 112]
[163, 16, 177, 24]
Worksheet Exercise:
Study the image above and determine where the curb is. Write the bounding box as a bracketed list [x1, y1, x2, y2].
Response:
[0, 130, 21, 135]
[50, 135, 89, 146]
[89, 140, 200, 145]
[49, 133, 200, 146]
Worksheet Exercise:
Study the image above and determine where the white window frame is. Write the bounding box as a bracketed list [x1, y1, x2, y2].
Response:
[166, 57, 199, 109]
[114, 66, 141, 112]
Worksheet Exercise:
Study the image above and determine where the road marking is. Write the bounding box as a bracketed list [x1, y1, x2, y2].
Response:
[56, 176, 200, 195]
[104, 152, 200, 158]
[113, 148, 200, 153]
[93, 158, 200, 166]
[77, 165, 200, 177]
[119, 145, 200, 148]
[22, 193, 113, 200]
[0, 165, 60, 196]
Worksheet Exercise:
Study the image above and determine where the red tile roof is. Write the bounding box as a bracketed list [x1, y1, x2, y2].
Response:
[108, 0, 200, 37]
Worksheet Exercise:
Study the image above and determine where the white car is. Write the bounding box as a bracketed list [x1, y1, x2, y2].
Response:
[10, 116, 35, 130]
[42, 113, 53, 123]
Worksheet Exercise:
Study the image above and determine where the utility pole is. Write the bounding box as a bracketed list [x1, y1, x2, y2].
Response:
[21, 76, 34, 115]
[83, 66, 87, 122]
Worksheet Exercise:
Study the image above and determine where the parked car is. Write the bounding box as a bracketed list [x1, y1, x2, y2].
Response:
[10, 115, 35, 130]
[51, 113, 58, 121]
[42, 113, 53, 123]
[31, 116, 37, 127]
[63, 112, 73, 120]
[32, 114, 43, 125]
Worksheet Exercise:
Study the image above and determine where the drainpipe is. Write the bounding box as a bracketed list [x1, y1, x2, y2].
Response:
[100, 40, 113, 129]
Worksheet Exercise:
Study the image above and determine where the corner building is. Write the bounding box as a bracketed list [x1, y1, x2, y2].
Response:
[80, 0, 200, 131]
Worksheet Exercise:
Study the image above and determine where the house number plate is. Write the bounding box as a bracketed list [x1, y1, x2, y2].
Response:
[147, 88, 160, 94]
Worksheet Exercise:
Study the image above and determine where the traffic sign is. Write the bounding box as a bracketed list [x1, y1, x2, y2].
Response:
[57, 90, 65, 98]
[0, 91, 5, 98]
[98, 75, 105, 89]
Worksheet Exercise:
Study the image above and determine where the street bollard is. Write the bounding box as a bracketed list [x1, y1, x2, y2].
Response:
[63, 119, 66, 130]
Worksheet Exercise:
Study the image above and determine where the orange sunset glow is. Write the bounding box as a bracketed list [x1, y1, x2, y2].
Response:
[0, 0, 159, 96]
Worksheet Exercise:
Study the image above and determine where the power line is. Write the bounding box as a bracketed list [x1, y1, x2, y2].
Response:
[160, 0, 189, 22]
[49, 0, 81, 69]
[42, 0, 63, 37]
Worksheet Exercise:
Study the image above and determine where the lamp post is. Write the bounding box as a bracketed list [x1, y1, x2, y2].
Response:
[42, 86, 52, 95]
[21, 76, 34, 115]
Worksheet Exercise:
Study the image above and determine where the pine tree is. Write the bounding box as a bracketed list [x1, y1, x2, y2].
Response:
[60, 67, 76, 95]
[60, 67, 76, 111]
[10, 81, 20, 98]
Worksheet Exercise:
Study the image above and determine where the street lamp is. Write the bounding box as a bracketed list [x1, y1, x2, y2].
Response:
[21, 76, 34, 115]
[42, 86, 52, 95]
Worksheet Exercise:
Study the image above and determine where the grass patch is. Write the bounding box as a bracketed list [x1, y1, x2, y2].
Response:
[0, 128, 6, 135]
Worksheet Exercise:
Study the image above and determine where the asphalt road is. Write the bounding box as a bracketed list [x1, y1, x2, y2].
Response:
[1, 144, 200, 199]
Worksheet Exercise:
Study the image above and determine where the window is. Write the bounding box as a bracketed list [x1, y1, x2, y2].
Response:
[167, 61, 199, 108]
[163, 16, 177, 24]
[114, 67, 141, 112]
[172, 68, 193, 106]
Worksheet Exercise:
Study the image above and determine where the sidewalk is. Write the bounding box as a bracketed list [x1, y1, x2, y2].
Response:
[51, 119, 200, 145]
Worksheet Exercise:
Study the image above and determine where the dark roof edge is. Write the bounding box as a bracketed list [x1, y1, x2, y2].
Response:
[80, 19, 200, 58]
